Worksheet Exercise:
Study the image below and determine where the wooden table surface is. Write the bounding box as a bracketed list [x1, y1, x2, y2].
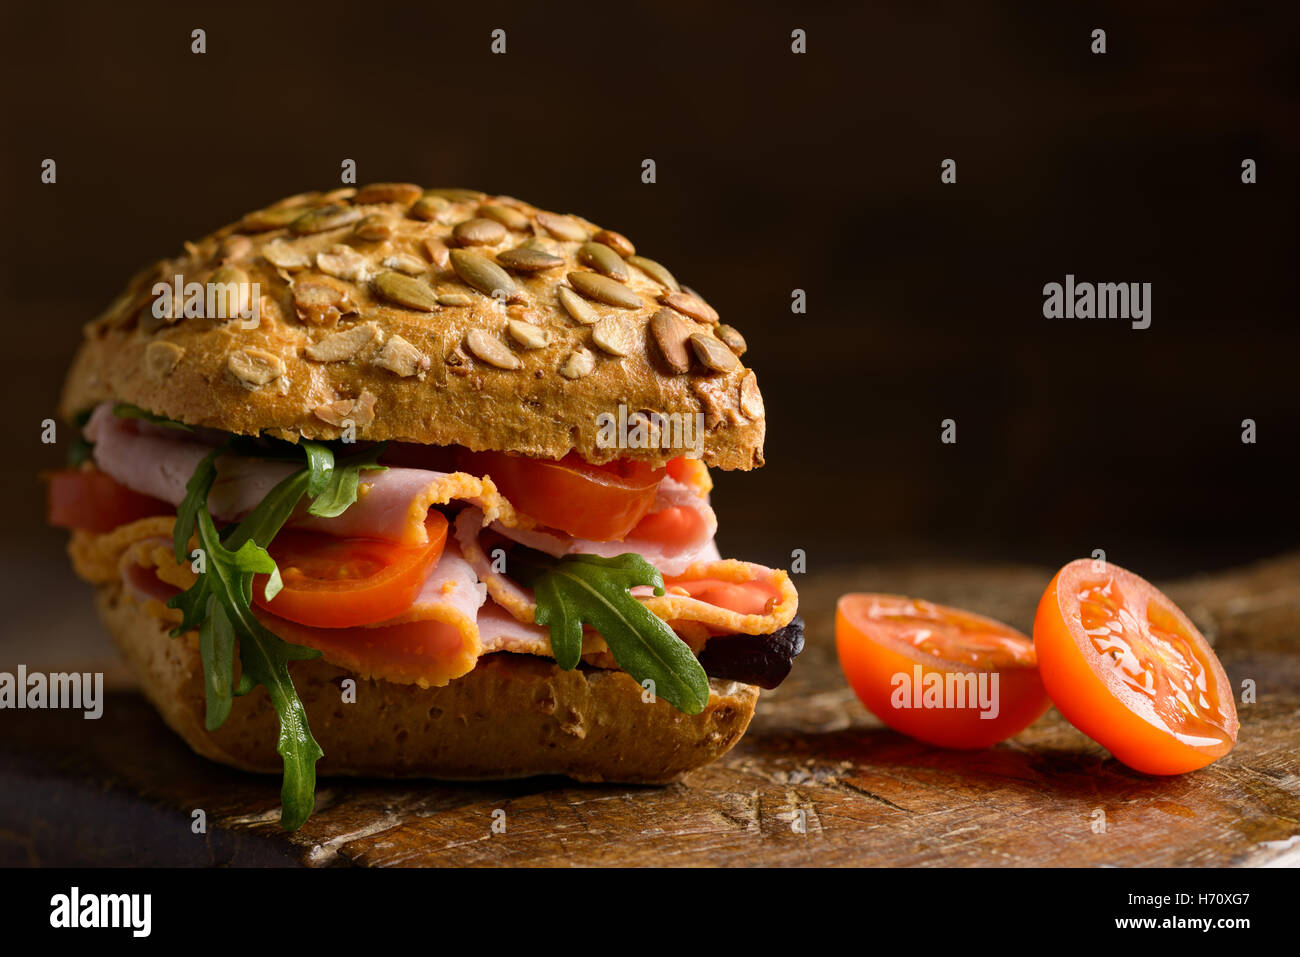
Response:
[3, 554, 1299, 867]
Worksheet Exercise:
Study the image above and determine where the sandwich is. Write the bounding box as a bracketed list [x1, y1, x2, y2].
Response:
[47, 184, 803, 829]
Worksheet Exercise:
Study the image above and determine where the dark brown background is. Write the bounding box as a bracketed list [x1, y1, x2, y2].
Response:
[3, 0, 1297, 654]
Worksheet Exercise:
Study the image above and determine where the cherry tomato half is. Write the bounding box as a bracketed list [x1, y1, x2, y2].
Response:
[252, 513, 448, 628]
[837, 593, 1051, 749]
[45, 468, 173, 534]
[1034, 559, 1238, 774]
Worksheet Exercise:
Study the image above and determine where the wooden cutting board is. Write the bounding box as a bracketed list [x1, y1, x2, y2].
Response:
[3, 555, 1298, 867]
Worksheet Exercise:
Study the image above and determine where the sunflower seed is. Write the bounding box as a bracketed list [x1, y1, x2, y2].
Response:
[354, 213, 397, 241]
[568, 271, 641, 309]
[739, 370, 764, 419]
[557, 285, 599, 325]
[381, 253, 427, 275]
[423, 237, 451, 270]
[292, 275, 354, 326]
[291, 205, 364, 235]
[465, 328, 522, 369]
[374, 334, 428, 377]
[354, 182, 423, 205]
[479, 203, 531, 230]
[437, 292, 474, 306]
[496, 246, 565, 272]
[649, 308, 691, 373]
[559, 348, 595, 379]
[410, 196, 449, 221]
[537, 211, 587, 242]
[263, 239, 312, 270]
[316, 244, 371, 282]
[715, 323, 747, 355]
[507, 319, 550, 349]
[424, 188, 486, 202]
[577, 242, 629, 281]
[627, 255, 680, 292]
[592, 316, 634, 356]
[453, 217, 508, 246]
[305, 321, 381, 362]
[240, 205, 309, 231]
[208, 265, 252, 318]
[228, 347, 285, 387]
[593, 229, 635, 258]
[520, 236, 557, 253]
[373, 271, 439, 311]
[660, 289, 718, 324]
[689, 332, 739, 372]
[144, 340, 186, 379]
[449, 249, 522, 302]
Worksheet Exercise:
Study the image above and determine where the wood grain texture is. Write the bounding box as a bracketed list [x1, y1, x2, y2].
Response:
[2, 555, 1298, 867]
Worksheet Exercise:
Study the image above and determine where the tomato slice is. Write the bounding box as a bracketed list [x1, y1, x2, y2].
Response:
[1033, 559, 1238, 774]
[666, 456, 712, 496]
[458, 450, 664, 541]
[252, 513, 448, 628]
[836, 593, 1051, 749]
[45, 468, 173, 534]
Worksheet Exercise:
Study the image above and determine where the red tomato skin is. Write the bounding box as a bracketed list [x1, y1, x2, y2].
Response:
[45, 468, 172, 534]
[1033, 561, 1237, 775]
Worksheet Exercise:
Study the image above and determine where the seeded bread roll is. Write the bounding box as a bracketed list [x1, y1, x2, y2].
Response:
[97, 584, 758, 783]
[59, 185, 765, 469]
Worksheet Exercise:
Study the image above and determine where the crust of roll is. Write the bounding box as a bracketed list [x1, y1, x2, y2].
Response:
[59, 186, 764, 470]
[96, 584, 758, 784]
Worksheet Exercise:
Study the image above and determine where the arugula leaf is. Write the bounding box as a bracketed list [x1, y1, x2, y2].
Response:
[164, 434, 384, 830]
[67, 409, 94, 467]
[512, 551, 711, 715]
[113, 402, 193, 431]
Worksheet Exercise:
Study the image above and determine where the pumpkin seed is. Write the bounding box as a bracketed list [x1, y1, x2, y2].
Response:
[374, 334, 428, 377]
[649, 308, 691, 373]
[354, 182, 423, 205]
[465, 329, 522, 369]
[264, 239, 312, 270]
[593, 229, 635, 258]
[557, 285, 599, 325]
[537, 211, 587, 242]
[240, 205, 309, 231]
[715, 323, 747, 355]
[660, 289, 718, 324]
[291, 205, 364, 235]
[592, 316, 634, 356]
[627, 255, 680, 292]
[424, 188, 486, 202]
[410, 196, 449, 221]
[689, 332, 738, 372]
[578, 241, 629, 281]
[739, 371, 764, 419]
[507, 319, 550, 349]
[559, 348, 595, 379]
[449, 249, 522, 302]
[144, 340, 186, 379]
[355, 213, 397, 241]
[479, 203, 531, 230]
[316, 244, 371, 282]
[372, 271, 439, 311]
[569, 271, 641, 309]
[496, 246, 565, 272]
[453, 217, 508, 246]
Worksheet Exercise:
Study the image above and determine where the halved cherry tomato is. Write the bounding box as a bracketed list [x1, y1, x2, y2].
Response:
[631, 504, 707, 548]
[45, 468, 173, 534]
[252, 513, 448, 628]
[1034, 559, 1238, 774]
[457, 450, 664, 541]
[666, 456, 712, 496]
[836, 593, 1051, 749]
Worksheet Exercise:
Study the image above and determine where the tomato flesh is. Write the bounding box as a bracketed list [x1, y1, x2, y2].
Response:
[836, 593, 1051, 749]
[458, 450, 664, 541]
[45, 468, 172, 534]
[253, 513, 448, 628]
[1034, 559, 1237, 774]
